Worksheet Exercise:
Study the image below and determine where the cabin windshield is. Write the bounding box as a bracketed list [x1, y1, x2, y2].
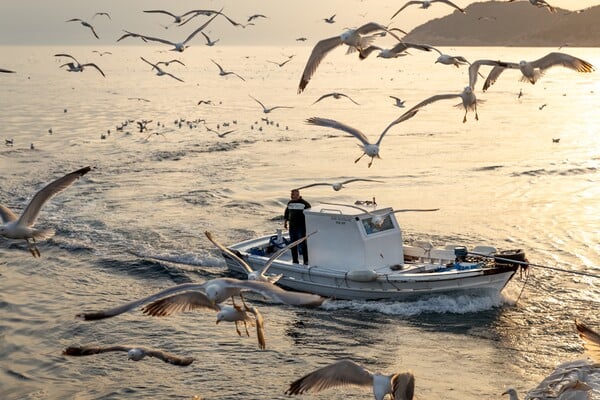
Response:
[361, 216, 394, 235]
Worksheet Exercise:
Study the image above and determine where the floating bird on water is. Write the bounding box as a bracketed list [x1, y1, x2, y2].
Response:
[117, 11, 220, 52]
[285, 359, 415, 400]
[5, 138, 14, 146]
[482, 52, 595, 91]
[298, 23, 401, 93]
[305, 108, 420, 168]
[312, 92, 360, 105]
[140, 57, 184, 82]
[211, 59, 245, 81]
[66, 18, 100, 39]
[507, 0, 556, 13]
[55, 53, 105, 77]
[63, 344, 194, 366]
[391, 0, 465, 19]
[0, 166, 91, 257]
[249, 95, 292, 113]
[295, 178, 384, 191]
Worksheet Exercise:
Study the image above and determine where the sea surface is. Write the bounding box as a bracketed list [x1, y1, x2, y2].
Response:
[0, 45, 599, 400]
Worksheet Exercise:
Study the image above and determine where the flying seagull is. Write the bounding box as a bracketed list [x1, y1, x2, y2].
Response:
[77, 277, 325, 321]
[55, 53, 105, 77]
[358, 42, 433, 60]
[177, 9, 244, 28]
[248, 14, 268, 22]
[63, 345, 194, 366]
[66, 18, 100, 39]
[0, 166, 91, 257]
[312, 92, 360, 105]
[507, 0, 556, 13]
[267, 58, 293, 68]
[92, 50, 112, 56]
[140, 57, 184, 82]
[143, 9, 195, 24]
[391, 0, 465, 19]
[211, 59, 245, 81]
[324, 14, 336, 23]
[482, 52, 595, 91]
[92, 12, 111, 20]
[155, 59, 185, 67]
[249, 95, 292, 113]
[117, 10, 220, 52]
[206, 126, 236, 138]
[320, 202, 439, 227]
[389, 96, 405, 107]
[285, 359, 415, 400]
[305, 108, 420, 167]
[201, 31, 219, 46]
[298, 23, 401, 93]
[295, 178, 384, 191]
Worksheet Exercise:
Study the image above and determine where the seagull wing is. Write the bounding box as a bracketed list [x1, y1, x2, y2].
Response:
[205, 231, 253, 275]
[210, 59, 226, 73]
[63, 344, 130, 356]
[0, 68, 15, 73]
[530, 52, 595, 73]
[232, 280, 325, 307]
[18, 166, 91, 227]
[435, 0, 466, 13]
[575, 320, 600, 362]
[468, 59, 515, 90]
[140, 56, 158, 69]
[182, 9, 221, 44]
[392, 372, 416, 400]
[391, 1, 421, 19]
[81, 63, 105, 77]
[232, 72, 246, 81]
[358, 45, 382, 60]
[249, 306, 267, 350]
[306, 117, 370, 146]
[143, 348, 195, 366]
[312, 93, 334, 104]
[86, 23, 100, 39]
[482, 62, 519, 92]
[143, 9, 178, 19]
[285, 360, 374, 394]
[340, 93, 360, 105]
[355, 22, 388, 35]
[164, 72, 184, 82]
[76, 282, 209, 320]
[320, 202, 371, 215]
[295, 182, 331, 189]
[0, 205, 18, 223]
[54, 53, 79, 64]
[133, 33, 176, 47]
[249, 95, 267, 110]
[298, 35, 343, 93]
[141, 291, 219, 316]
[267, 105, 292, 111]
[341, 178, 384, 185]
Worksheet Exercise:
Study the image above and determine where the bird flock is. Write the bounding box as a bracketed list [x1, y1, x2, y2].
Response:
[1, 1, 598, 399]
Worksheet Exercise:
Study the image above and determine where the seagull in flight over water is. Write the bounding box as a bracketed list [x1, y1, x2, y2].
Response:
[298, 22, 402, 93]
[140, 57, 184, 82]
[63, 344, 195, 366]
[305, 107, 420, 168]
[312, 92, 360, 105]
[295, 178, 384, 191]
[0, 166, 91, 257]
[391, 0, 465, 19]
[211, 59, 245, 81]
[507, 0, 557, 13]
[321, 202, 439, 227]
[55, 53, 105, 77]
[285, 359, 415, 400]
[117, 11, 220, 52]
[249, 95, 293, 113]
[481, 51, 595, 91]
[66, 18, 100, 39]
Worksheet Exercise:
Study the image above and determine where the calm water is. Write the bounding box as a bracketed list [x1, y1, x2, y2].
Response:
[0, 45, 599, 400]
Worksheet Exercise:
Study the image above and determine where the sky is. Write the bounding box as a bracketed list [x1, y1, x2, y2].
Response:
[0, 0, 598, 46]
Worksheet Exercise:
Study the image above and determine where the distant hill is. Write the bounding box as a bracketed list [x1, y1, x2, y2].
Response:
[402, 1, 600, 47]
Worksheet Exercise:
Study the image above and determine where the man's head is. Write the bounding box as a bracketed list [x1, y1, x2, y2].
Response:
[290, 189, 300, 200]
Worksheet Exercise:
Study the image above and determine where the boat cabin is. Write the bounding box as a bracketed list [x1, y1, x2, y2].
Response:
[305, 204, 404, 272]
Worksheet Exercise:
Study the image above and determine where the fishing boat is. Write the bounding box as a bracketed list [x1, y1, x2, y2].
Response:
[221, 203, 525, 301]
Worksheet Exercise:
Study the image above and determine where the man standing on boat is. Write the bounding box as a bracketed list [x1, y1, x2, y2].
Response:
[284, 189, 311, 265]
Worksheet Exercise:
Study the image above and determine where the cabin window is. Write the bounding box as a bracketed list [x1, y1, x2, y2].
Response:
[361, 216, 394, 235]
